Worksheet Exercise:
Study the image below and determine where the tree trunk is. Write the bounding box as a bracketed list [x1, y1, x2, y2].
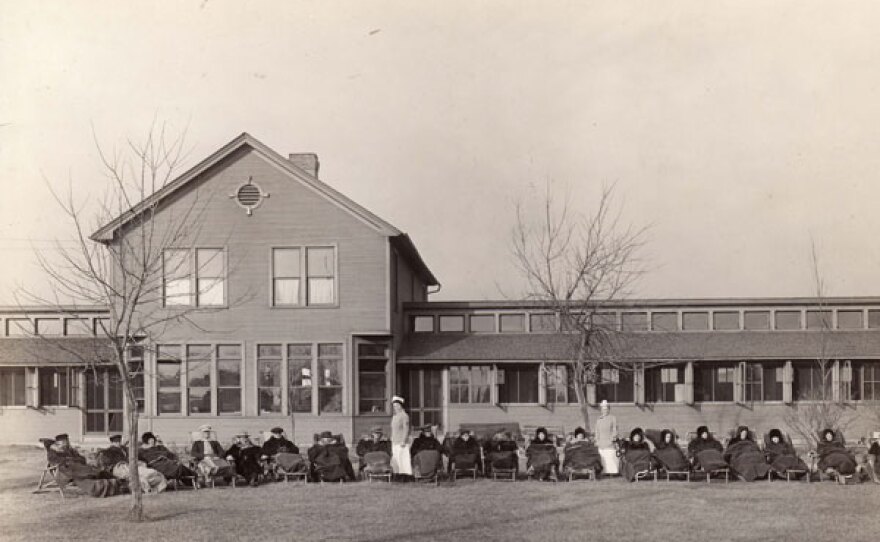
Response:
[573, 369, 591, 432]
[123, 377, 144, 522]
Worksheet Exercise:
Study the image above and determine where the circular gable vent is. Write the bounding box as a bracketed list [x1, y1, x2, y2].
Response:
[230, 177, 269, 215]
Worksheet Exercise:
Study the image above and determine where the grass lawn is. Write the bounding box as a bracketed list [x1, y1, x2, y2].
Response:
[1, 446, 879, 542]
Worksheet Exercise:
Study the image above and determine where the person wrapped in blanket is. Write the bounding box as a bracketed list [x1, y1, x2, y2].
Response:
[262, 427, 306, 478]
[763, 429, 808, 480]
[619, 428, 655, 482]
[866, 432, 880, 484]
[562, 427, 603, 477]
[191, 425, 235, 485]
[356, 426, 393, 477]
[138, 432, 197, 486]
[485, 431, 519, 476]
[687, 425, 728, 473]
[652, 429, 689, 473]
[47, 434, 121, 497]
[308, 431, 356, 482]
[226, 431, 264, 487]
[526, 427, 559, 481]
[410, 425, 445, 478]
[448, 429, 482, 475]
[723, 426, 771, 481]
[98, 434, 167, 494]
[816, 428, 856, 484]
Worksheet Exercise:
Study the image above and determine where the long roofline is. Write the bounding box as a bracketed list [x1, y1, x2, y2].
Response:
[404, 295, 880, 310]
[0, 304, 109, 313]
[89, 132, 403, 242]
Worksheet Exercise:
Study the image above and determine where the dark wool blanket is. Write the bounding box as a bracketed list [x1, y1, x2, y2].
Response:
[563, 442, 603, 473]
[764, 442, 807, 474]
[817, 442, 856, 475]
[526, 443, 558, 479]
[413, 450, 442, 477]
[654, 445, 689, 472]
[621, 446, 654, 482]
[488, 450, 518, 470]
[724, 440, 771, 481]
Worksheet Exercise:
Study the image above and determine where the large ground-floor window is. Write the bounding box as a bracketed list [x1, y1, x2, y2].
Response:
[0, 367, 26, 406]
[646, 363, 685, 403]
[694, 362, 735, 402]
[744, 361, 784, 402]
[497, 364, 539, 404]
[157, 343, 242, 416]
[255, 341, 345, 416]
[357, 339, 390, 414]
[449, 365, 491, 404]
[792, 361, 833, 401]
[850, 360, 880, 401]
[595, 364, 635, 403]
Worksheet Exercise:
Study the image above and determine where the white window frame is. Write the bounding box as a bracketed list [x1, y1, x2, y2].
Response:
[269, 245, 339, 307]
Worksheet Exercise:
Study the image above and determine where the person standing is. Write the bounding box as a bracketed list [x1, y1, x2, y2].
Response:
[390, 395, 412, 478]
[594, 400, 619, 475]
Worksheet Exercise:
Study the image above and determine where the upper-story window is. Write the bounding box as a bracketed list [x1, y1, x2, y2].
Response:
[271, 246, 337, 306]
[163, 248, 226, 307]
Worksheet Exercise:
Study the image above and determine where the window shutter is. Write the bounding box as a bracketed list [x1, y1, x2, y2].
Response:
[538, 363, 548, 406]
[493, 366, 503, 406]
[634, 363, 645, 405]
[734, 362, 745, 404]
[69, 369, 81, 408]
[840, 360, 852, 403]
[26, 367, 38, 407]
[586, 383, 597, 406]
[684, 362, 694, 405]
[832, 360, 841, 403]
[782, 361, 793, 404]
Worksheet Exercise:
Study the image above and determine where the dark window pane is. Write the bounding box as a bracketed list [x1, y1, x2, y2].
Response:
[188, 389, 211, 414]
[713, 312, 739, 331]
[217, 360, 240, 387]
[743, 311, 770, 330]
[290, 388, 312, 412]
[259, 389, 282, 414]
[592, 313, 618, 330]
[319, 388, 342, 413]
[469, 314, 495, 333]
[108, 412, 124, 432]
[837, 310, 863, 329]
[869, 310, 880, 329]
[621, 312, 648, 332]
[499, 314, 526, 333]
[288, 344, 312, 357]
[529, 313, 556, 332]
[217, 344, 241, 359]
[439, 315, 465, 332]
[86, 413, 105, 432]
[158, 391, 181, 414]
[806, 310, 833, 330]
[682, 312, 709, 331]
[651, 312, 677, 332]
[775, 311, 801, 330]
[258, 344, 282, 358]
[218, 389, 241, 414]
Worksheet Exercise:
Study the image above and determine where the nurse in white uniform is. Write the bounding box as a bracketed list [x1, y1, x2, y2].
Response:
[594, 400, 619, 475]
[390, 395, 412, 477]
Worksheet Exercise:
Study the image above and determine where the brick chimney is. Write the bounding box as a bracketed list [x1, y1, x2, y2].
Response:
[289, 153, 320, 178]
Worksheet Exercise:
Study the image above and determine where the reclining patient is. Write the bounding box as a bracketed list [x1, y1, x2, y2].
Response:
[620, 428, 655, 482]
[191, 424, 234, 484]
[562, 427, 603, 477]
[356, 426, 393, 477]
[261, 427, 306, 476]
[687, 425, 728, 473]
[485, 431, 519, 476]
[410, 425, 445, 478]
[816, 428, 856, 484]
[226, 431, 264, 487]
[138, 432, 196, 486]
[867, 432, 880, 484]
[764, 428, 808, 479]
[47, 434, 121, 497]
[526, 427, 559, 481]
[308, 431, 355, 482]
[99, 435, 166, 494]
[449, 429, 482, 474]
[723, 426, 771, 481]
[651, 429, 689, 473]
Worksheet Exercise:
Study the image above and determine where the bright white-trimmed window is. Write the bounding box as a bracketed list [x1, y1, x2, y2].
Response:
[271, 246, 337, 306]
[164, 248, 226, 307]
[318, 343, 343, 413]
[216, 345, 242, 415]
[258, 344, 284, 414]
[157, 345, 183, 414]
[0, 368, 26, 406]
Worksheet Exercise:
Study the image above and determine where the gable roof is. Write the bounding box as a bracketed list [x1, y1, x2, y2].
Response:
[89, 132, 438, 286]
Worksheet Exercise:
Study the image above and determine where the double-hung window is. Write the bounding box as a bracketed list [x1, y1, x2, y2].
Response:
[449, 365, 491, 404]
[0, 368, 26, 406]
[163, 248, 226, 306]
[271, 247, 337, 306]
[157, 345, 183, 414]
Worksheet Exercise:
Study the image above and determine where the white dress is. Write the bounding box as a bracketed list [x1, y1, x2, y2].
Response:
[390, 411, 412, 475]
[595, 414, 620, 475]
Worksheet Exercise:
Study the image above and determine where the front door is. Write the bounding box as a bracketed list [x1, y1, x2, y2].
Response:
[84, 368, 124, 435]
[400, 367, 443, 429]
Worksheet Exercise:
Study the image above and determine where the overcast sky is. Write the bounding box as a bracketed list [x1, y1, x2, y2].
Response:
[3, 1, 880, 304]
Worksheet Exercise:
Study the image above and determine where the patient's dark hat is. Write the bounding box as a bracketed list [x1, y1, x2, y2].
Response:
[142, 432, 156, 444]
[109, 434, 122, 442]
[270, 427, 284, 434]
[319, 431, 333, 439]
[55, 433, 69, 442]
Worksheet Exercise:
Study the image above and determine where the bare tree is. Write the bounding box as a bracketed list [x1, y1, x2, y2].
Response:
[510, 182, 647, 429]
[783, 239, 852, 448]
[20, 123, 225, 521]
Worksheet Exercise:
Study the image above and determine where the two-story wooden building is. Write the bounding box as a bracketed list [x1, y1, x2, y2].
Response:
[1, 133, 878, 446]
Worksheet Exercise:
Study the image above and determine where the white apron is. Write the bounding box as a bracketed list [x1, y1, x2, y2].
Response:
[391, 443, 413, 475]
[599, 448, 619, 475]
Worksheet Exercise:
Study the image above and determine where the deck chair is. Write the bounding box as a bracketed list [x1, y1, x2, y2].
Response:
[686, 432, 730, 484]
[310, 433, 351, 484]
[361, 451, 393, 483]
[260, 431, 307, 484]
[444, 434, 480, 482]
[33, 438, 66, 498]
[485, 437, 519, 482]
[617, 439, 658, 483]
[188, 431, 235, 489]
[526, 442, 559, 482]
[814, 430, 857, 484]
[645, 430, 690, 482]
[763, 431, 809, 483]
[412, 449, 441, 485]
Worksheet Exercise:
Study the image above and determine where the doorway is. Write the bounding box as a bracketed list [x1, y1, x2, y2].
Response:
[399, 367, 444, 429]
[84, 368, 124, 435]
